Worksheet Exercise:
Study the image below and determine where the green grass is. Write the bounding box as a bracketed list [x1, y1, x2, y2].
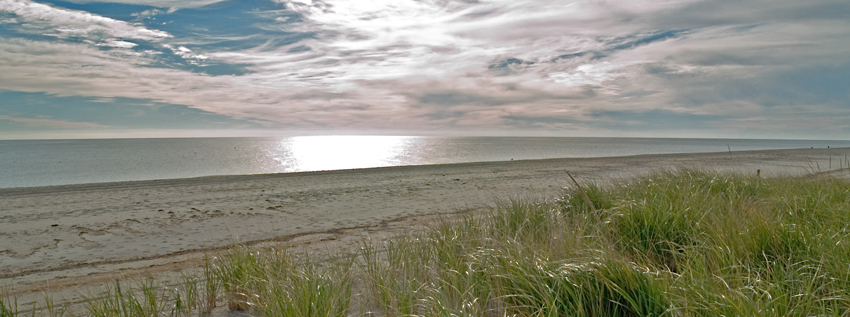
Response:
[1, 297, 18, 317]
[8, 170, 850, 316]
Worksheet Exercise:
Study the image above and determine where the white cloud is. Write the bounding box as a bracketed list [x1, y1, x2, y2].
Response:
[162, 44, 208, 60]
[97, 39, 138, 48]
[2, 0, 849, 138]
[0, 0, 171, 40]
[205, 0, 690, 131]
[51, 0, 226, 9]
[131, 8, 164, 18]
[550, 63, 620, 87]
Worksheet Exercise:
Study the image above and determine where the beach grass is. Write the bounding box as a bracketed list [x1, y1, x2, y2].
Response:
[8, 169, 850, 316]
[1, 297, 18, 317]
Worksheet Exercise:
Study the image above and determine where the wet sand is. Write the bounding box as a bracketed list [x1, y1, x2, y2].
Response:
[2, 147, 848, 302]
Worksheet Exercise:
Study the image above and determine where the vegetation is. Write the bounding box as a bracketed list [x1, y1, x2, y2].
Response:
[6, 170, 850, 316]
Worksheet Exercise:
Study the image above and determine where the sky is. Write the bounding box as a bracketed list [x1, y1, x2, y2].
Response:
[0, 0, 848, 140]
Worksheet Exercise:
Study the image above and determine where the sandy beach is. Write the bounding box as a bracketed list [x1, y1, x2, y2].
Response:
[2, 147, 848, 304]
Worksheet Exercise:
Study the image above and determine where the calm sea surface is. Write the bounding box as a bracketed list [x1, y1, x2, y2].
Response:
[1, 136, 848, 188]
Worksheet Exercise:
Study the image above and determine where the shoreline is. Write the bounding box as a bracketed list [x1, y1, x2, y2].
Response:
[0, 138, 850, 190]
[2, 146, 846, 193]
[2, 147, 849, 301]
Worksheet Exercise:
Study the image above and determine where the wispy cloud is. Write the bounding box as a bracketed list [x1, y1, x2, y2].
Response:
[1, 0, 849, 138]
[57, 0, 227, 9]
[0, 0, 170, 40]
[0, 114, 107, 128]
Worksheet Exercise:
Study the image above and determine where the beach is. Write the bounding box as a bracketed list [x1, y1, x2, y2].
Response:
[2, 147, 848, 304]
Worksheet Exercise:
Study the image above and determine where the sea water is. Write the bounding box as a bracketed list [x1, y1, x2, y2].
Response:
[1, 136, 848, 189]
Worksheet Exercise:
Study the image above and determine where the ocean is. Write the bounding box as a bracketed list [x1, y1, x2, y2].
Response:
[1, 136, 848, 189]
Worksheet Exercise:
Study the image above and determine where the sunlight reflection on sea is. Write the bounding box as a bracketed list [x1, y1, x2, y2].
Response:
[1, 136, 848, 188]
[272, 135, 416, 172]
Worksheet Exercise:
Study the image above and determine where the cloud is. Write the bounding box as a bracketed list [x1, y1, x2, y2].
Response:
[50, 0, 227, 9]
[1, 0, 849, 138]
[211, 0, 687, 131]
[97, 39, 138, 48]
[0, 91, 268, 131]
[162, 44, 207, 60]
[0, 114, 108, 128]
[0, 38, 237, 113]
[0, 0, 171, 41]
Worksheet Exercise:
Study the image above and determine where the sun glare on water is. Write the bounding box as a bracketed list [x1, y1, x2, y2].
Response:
[278, 135, 416, 172]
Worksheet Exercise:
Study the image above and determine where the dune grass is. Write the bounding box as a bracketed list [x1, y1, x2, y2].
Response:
[7, 170, 850, 316]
